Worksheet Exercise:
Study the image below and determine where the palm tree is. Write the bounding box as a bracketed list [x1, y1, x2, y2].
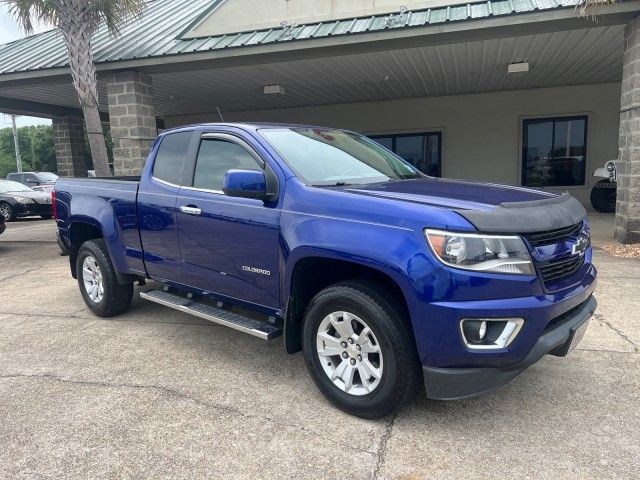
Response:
[5, 0, 146, 177]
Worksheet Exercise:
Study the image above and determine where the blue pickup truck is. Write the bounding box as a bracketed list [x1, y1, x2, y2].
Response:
[54, 123, 597, 418]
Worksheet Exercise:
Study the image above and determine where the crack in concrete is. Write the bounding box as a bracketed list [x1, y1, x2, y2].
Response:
[0, 372, 377, 458]
[576, 348, 639, 355]
[0, 310, 221, 328]
[594, 313, 640, 352]
[371, 411, 396, 480]
[0, 267, 41, 284]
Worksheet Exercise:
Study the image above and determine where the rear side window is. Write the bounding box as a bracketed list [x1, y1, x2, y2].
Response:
[153, 131, 192, 185]
[192, 139, 261, 191]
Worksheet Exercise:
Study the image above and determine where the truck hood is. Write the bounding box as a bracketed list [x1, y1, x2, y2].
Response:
[344, 177, 555, 212]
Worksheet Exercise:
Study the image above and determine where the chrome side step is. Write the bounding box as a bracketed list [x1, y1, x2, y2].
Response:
[140, 290, 282, 340]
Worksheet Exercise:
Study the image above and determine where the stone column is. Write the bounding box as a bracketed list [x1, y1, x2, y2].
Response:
[52, 115, 88, 177]
[616, 16, 640, 243]
[106, 71, 157, 176]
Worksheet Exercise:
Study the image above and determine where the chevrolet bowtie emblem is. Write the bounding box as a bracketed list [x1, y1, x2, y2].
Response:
[571, 235, 589, 256]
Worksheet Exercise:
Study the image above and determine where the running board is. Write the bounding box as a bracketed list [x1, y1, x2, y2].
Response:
[140, 290, 282, 340]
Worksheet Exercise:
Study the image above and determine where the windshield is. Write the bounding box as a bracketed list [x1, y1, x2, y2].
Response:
[36, 172, 58, 182]
[259, 128, 422, 186]
[0, 181, 33, 193]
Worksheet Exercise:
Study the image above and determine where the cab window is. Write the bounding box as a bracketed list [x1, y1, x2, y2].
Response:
[153, 132, 192, 185]
[192, 139, 261, 191]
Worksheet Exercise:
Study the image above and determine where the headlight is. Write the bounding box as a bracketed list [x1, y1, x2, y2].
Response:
[424, 229, 535, 275]
[15, 197, 34, 204]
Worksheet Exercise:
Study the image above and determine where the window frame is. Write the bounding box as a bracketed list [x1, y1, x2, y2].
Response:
[369, 131, 443, 177]
[182, 132, 268, 196]
[521, 115, 589, 188]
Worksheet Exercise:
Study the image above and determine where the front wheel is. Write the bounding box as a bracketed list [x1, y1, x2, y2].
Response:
[76, 239, 133, 317]
[302, 281, 421, 419]
[590, 179, 617, 213]
[0, 202, 14, 221]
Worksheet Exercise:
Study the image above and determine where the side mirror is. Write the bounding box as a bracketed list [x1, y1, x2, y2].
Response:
[222, 169, 268, 200]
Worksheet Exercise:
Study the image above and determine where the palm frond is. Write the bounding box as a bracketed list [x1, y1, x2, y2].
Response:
[90, 0, 147, 35]
[577, 0, 617, 20]
[3, 0, 57, 34]
[3, 0, 147, 35]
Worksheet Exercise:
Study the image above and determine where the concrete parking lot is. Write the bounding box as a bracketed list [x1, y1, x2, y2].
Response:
[0, 216, 638, 479]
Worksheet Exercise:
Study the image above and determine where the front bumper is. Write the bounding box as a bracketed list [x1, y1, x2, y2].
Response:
[423, 295, 597, 400]
[14, 202, 52, 217]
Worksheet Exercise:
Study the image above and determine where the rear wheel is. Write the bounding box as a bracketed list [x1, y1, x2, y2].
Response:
[76, 239, 133, 317]
[0, 202, 14, 221]
[590, 179, 616, 213]
[302, 281, 421, 419]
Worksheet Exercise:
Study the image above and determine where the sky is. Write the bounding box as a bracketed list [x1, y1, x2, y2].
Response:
[0, 4, 53, 129]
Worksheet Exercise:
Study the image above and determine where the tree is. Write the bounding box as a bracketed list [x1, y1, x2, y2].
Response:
[4, 0, 146, 177]
[0, 124, 57, 177]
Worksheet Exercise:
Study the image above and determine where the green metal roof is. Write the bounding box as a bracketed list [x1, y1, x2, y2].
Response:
[0, 0, 588, 75]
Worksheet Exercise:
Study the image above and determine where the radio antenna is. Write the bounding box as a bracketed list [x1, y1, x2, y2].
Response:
[216, 106, 225, 122]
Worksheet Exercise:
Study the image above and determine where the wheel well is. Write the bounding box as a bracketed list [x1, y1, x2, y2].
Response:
[284, 257, 411, 354]
[69, 222, 102, 278]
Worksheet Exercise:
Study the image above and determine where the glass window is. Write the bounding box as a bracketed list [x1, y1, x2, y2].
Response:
[259, 128, 421, 186]
[522, 116, 587, 187]
[35, 172, 58, 182]
[192, 139, 261, 191]
[152, 131, 192, 185]
[370, 132, 442, 177]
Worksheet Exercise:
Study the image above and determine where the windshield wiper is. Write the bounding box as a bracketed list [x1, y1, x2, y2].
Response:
[312, 182, 353, 187]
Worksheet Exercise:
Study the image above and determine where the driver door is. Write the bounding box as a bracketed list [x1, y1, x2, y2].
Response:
[176, 132, 281, 309]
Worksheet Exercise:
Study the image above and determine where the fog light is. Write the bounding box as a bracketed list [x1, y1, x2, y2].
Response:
[478, 320, 487, 340]
[460, 318, 524, 350]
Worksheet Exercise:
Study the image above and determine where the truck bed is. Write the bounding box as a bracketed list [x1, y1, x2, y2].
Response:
[55, 176, 145, 278]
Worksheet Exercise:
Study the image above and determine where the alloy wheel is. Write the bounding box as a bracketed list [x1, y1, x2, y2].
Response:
[316, 311, 383, 396]
[82, 255, 104, 303]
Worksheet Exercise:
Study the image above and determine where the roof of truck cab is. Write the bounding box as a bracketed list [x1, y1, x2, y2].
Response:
[161, 122, 338, 134]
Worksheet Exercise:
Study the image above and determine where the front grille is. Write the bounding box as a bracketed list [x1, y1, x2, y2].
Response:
[538, 254, 585, 285]
[522, 222, 583, 247]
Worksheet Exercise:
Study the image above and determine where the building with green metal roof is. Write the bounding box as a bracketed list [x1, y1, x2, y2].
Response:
[1, 0, 639, 241]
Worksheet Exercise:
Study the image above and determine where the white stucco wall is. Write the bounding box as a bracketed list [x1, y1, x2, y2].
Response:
[164, 83, 621, 205]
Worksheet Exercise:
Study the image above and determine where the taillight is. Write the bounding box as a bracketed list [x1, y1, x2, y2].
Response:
[52, 190, 58, 221]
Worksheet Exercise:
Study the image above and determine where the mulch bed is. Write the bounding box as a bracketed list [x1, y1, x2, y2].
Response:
[594, 242, 640, 258]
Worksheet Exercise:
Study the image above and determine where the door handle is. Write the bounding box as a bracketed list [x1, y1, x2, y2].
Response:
[179, 205, 202, 216]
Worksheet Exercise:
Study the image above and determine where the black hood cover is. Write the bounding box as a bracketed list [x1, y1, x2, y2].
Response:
[455, 194, 587, 233]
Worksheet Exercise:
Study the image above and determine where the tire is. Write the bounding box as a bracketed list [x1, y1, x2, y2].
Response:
[0, 202, 14, 222]
[76, 239, 133, 317]
[590, 180, 617, 213]
[40, 214, 53, 220]
[302, 281, 421, 419]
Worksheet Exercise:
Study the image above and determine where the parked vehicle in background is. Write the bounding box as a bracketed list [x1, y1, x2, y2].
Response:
[6, 172, 58, 189]
[0, 214, 5, 236]
[31, 184, 55, 194]
[0, 180, 53, 221]
[54, 123, 597, 418]
[590, 161, 617, 213]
